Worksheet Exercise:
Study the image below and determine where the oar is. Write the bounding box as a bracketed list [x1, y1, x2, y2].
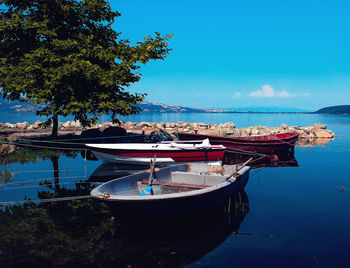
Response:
[141, 155, 157, 196]
[226, 157, 253, 180]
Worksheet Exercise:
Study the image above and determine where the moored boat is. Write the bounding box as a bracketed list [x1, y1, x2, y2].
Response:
[90, 160, 250, 225]
[176, 132, 299, 154]
[86, 139, 226, 165]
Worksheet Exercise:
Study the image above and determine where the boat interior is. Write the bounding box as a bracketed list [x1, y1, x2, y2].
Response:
[92, 163, 248, 197]
[136, 163, 240, 195]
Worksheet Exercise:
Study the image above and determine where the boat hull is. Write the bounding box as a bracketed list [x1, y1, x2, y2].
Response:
[87, 144, 226, 164]
[176, 132, 299, 154]
[90, 163, 249, 226]
[108, 172, 248, 225]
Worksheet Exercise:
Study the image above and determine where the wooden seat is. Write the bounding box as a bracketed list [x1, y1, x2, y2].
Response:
[139, 179, 210, 190]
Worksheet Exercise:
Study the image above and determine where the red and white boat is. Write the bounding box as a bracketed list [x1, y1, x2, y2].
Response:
[176, 132, 299, 154]
[86, 139, 226, 165]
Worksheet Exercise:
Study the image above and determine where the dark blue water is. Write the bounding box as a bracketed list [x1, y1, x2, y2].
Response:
[1, 113, 349, 267]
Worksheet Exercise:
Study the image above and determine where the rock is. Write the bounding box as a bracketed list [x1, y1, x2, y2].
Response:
[312, 123, 327, 129]
[295, 129, 309, 139]
[81, 128, 103, 138]
[176, 121, 184, 128]
[62, 121, 71, 128]
[251, 128, 260, 136]
[16, 122, 29, 129]
[103, 126, 127, 137]
[103, 122, 113, 127]
[170, 123, 176, 128]
[0, 144, 15, 156]
[156, 123, 164, 129]
[314, 129, 334, 139]
[70, 120, 81, 128]
[280, 123, 287, 129]
[199, 123, 208, 128]
[165, 123, 171, 128]
[138, 122, 149, 128]
[223, 122, 236, 129]
[226, 128, 241, 137]
[33, 120, 41, 129]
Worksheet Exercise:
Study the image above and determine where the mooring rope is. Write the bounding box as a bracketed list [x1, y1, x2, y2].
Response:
[0, 174, 91, 188]
[15, 134, 144, 144]
[0, 140, 86, 152]
[0, 179, 98, 192]
[0, 195, 92, 206]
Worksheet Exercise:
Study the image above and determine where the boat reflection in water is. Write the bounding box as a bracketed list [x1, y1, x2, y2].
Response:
[0, 188, 249, 267]
[112, 190, 250, 267]
[223, 148, 298, 169]
[88, 163, 150, 183]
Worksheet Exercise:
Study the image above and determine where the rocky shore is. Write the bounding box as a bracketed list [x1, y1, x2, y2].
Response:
[0, 120, 335, 146]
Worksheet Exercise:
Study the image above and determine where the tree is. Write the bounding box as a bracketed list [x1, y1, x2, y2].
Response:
[0, 0, 172, 136]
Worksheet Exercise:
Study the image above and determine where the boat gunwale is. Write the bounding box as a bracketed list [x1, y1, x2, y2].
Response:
[177, 132, 299, 144]
[90, 165, 250, 202]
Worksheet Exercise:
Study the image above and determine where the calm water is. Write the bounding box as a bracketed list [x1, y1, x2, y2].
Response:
[1, 113, 350, 267]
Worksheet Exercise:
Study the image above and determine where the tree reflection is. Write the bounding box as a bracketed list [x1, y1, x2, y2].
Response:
[0, 188, 249, 267]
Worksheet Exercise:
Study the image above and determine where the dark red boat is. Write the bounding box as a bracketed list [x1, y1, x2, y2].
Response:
[176, 132, 299, 154]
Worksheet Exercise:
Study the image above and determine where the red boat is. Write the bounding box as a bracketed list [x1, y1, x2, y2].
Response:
[86, 139, 226, 165]
[175, 132, 299, 154]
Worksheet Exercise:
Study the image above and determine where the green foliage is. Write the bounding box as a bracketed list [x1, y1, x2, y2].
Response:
[0, 147, 72, 164]
[0, 0, 172, 135]
[0, 167, 13, 183]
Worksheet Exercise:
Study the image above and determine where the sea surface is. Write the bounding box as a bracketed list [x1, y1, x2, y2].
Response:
[1, 113, 350, 267]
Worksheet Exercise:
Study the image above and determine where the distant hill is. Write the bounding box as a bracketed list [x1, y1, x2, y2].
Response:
[137, 102, 228, 113]
[0, 99, 229, 113]
[315, 105, 350, 114]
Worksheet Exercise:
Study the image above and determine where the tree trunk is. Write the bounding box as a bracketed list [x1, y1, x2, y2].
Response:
[51, 155, 60, 194]
[51, 114, 58, 137]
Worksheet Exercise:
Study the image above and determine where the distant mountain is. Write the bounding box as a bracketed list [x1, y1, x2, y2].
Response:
[0, 99, 229, 114]
[137, 102, 229, 113]
[0, 99, 44, 112]
[2, 98, 345, 114]
[315, 105, 350, 114]
[222, 106, 311, 113]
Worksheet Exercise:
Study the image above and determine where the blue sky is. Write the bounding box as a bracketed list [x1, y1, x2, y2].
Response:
[110, 0, 350, 110]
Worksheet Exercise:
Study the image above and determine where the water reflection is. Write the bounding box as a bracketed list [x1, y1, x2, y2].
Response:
[0, 148, 251, 267]
[0, 187, 249, 267]
[88, 163, 147, 183]
[223, 149, 298, 169]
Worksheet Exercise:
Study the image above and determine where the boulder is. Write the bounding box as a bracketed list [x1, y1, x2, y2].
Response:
[81, 128, 103, 138]
[280, 123, 287, 129]
[103, 126, 127, 137]
[103, 122, 113, 127]
[251, 127, 260, 136]
[226, 128, 241, 137]
[156, 123, 164, 129]
[62, 121, 71, 128]
[223, 122, 236, 129]
[314, 129, 334, 139]
[70, 120, 81, 128]
[138, 122, 149, 128]
[16, 122, 29, 129]
[33, 120, 42, 129]
[312, 123, 327, 130]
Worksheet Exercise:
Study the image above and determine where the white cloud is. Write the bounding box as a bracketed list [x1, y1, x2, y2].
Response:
[278, 89, 292, 97]
[232, 92, 242, 99]
[249, 85, 275, 97]
[249, 84, 306, 98]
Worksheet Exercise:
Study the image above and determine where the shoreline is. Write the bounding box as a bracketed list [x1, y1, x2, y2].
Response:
[0, 120, 335, 142]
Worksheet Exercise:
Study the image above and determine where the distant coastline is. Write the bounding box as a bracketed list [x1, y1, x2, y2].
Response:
[1, 99, 349, 115]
